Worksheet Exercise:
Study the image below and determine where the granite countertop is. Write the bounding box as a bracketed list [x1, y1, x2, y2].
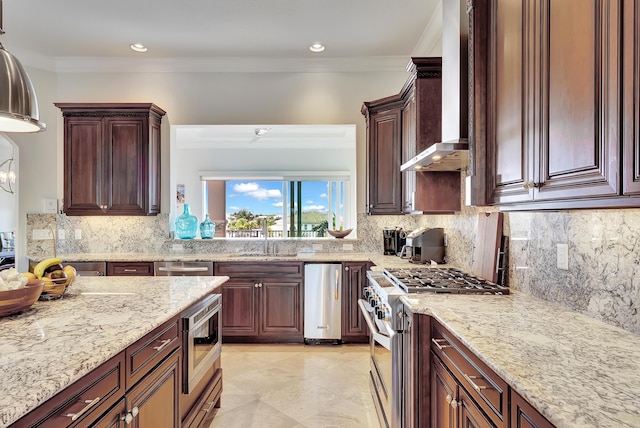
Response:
[55, 251, 416, 268]
[0, 275, 228, 427]
[402, 292, 640, 428]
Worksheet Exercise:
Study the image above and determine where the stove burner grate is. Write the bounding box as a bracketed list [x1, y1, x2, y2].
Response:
[383, 267, 509, 295]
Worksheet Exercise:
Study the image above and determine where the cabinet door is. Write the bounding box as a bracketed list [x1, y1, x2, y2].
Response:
[402, 92, 418, 213]
[458, 387, 497, 428]
[510, 390, 555, 428]
[486, 0, 532, 205]
[431, 354, 457, 428]
[260, 279, 302, 337]
[63, 117, 107, 215]
[367, 108, 403, 215]
[623, 0, 640, 195]
[221, 281, 259, 337]
[90, 398, 127, 428]
[534, 0, 621, 201]
[127, 350, 180, 428]
[105, 118, 148, 215]
[341, 261, 370, 342]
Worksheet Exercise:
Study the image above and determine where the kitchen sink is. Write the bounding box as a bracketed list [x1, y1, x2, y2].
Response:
[235, 253, 298, 258]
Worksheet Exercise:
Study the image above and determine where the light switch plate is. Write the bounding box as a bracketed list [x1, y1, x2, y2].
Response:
[74, 229, 82, 240]
[33, 229, 53, 240]
[172, 244, 184, 251]
[557, 243, 569, 270]
[43, 199, 57, 214]
[342, 243, 354, 251]
[57, 229, 66, 240]
[312, 244, 323, 251]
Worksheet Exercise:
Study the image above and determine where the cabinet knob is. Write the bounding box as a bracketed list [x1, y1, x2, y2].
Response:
[446, 394, 452, 404]
[254, 283, 259, 288]
[345, 266, 350, 271]
[451, 399, 459, 409]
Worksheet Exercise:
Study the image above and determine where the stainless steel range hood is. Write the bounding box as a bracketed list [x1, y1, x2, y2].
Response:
[401, 0, 469, 172]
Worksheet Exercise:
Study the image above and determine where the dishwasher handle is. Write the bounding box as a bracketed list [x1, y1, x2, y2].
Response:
[158, 266, 209, 273]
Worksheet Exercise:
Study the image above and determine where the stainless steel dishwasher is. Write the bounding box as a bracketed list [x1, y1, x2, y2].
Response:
[304, 263, 342, 344]
[153, 261, 214, 276]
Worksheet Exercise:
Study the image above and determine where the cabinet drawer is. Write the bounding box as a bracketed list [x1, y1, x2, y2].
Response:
[107, 262, 154, 276]
[431, 322, 508, 427]
[126, 317, 180, 388]
[183, 368, 223, 428]
[12, 352, 125, 427]
[215, 262, 303, 278]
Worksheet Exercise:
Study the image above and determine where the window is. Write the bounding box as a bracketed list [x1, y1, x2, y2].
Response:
[203, 178, 349, 238]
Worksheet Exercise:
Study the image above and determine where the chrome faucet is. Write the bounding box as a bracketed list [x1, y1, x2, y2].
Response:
[259, 217, 269, 254]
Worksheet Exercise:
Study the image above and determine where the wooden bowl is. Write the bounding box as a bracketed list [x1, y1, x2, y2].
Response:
[327, 229, 353, 239]
[0, 281, 44, 317]
[40, 276, 74, 300]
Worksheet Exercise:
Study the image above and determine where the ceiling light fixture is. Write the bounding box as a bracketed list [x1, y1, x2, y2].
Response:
[0, 0, 46, 133]
[309, 42, 325, 53]
[130, 43, 148, 53]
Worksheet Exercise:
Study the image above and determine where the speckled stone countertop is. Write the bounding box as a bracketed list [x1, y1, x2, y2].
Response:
[56, 251, 416, 268]
[402, 292, 640, 428]
[0, 276, 228, 428]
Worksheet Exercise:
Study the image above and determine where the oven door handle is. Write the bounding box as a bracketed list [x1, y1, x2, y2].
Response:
[358, 299, 391, 351]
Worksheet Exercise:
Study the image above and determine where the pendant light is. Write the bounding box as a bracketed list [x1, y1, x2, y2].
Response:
[0, 0, 45, 133]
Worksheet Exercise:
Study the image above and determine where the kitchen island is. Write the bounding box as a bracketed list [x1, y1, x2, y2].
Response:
[403, 291, 640, 428]
[0, 275, 228, 427]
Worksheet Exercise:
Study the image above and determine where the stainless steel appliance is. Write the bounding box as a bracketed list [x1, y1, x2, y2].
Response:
[404, 227, 446, 264]
[62, 261, 106, 276]
[304, 263, 342, 343]
[182, 293, 222, 394]
[383, 227, 406, 256]
[359, 266, 509, 428]
[154, 261, 213, 276]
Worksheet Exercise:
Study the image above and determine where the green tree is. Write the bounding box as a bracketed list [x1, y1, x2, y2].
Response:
[313, 220, 329, 237]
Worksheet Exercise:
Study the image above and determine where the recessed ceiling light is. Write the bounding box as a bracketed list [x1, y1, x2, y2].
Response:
[130, 43, 148, 53]
[309, 43, 325, 53]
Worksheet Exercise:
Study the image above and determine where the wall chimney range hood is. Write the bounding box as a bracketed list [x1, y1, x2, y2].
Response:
[401, 0, 469, 172]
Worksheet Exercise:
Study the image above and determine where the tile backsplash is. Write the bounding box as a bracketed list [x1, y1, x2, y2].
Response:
[27, 207, 640, 335]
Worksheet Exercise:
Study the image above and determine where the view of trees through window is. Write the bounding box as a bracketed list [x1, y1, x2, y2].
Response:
[208, 180, 346, 238]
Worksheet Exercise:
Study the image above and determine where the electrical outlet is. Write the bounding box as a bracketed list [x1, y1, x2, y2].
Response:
[312, 244, 323, 251]
[57, 229, 66, 240]
[557, 243, 569, 270]
[33, 229, 53, 240]
[74, 229, 82, 240]
[172, 244, 184, 251]
[342, 243, 354, 251]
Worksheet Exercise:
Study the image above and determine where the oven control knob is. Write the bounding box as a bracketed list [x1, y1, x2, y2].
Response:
[375, 305, 390, 320]
[368, 294, 380, 306]
[363, 286, 374, 299]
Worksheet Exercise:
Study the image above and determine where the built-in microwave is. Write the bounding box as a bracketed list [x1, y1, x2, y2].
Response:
[182, 293, 222, 394]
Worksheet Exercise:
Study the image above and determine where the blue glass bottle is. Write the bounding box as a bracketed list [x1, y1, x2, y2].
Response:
[175, 204, 198, 239]
[200, 214, 216, 239]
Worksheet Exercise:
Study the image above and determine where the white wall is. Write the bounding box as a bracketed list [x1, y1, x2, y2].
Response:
[0, 136, 16, 233]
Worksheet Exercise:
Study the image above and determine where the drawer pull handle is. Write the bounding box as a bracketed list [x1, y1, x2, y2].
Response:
[431, 338, 451, 351]
[203, 400, 216, 413]
[152, 338, 172, 352]
[123, 269, 137, 272]
[463, 373, 489, 392]
[64, 397, 100, 421]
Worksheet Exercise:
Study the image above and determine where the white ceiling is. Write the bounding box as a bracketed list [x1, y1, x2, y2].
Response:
[1, 0, 442, 73]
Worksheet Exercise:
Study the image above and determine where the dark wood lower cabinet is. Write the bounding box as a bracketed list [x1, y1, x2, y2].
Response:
[341, 261, 371, 343]
[217, 262, 303, 343]
[510, 390, 555, 428]
[91, 399, 127, 428]
[127, 349, 180, 428]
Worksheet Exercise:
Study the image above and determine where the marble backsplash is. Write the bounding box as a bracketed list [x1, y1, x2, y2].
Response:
[27, 206, 640, 335]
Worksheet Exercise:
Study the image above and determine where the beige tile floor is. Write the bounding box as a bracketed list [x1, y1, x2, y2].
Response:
[208, 344, 380, 428]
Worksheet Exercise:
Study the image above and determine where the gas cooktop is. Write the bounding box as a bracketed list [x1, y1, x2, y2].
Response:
[382, 267, 509, 295]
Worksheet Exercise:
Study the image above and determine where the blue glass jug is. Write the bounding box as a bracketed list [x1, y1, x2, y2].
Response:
[200, 214, 216, 239]
[175, 204, 198, 239]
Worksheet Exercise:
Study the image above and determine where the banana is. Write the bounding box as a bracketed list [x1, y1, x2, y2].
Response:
[33, 257, 63, 279]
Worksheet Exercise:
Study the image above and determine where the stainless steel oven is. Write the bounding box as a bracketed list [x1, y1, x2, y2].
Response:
[358, 296, 404, 428]
[182, 293, 222, 394]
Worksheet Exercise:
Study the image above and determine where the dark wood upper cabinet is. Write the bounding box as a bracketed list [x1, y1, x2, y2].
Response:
[362, 95, 404, 215]
[470, 0, 637, 210]
[55, 103, 165, 216]
[363, 57, 461, 215]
